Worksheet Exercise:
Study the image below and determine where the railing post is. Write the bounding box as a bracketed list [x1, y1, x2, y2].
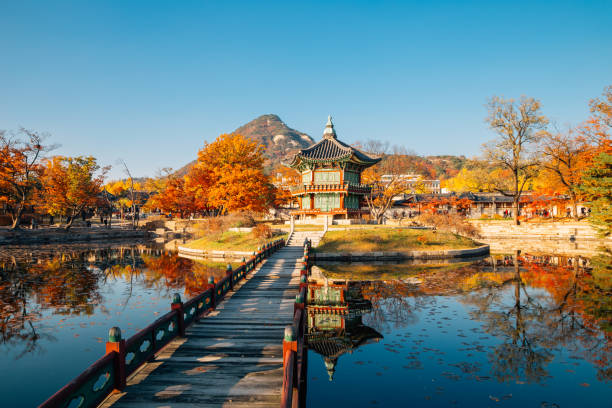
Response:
[105, 327, 126, 391]
[226, 263, 234, 290]
[207, 276, 216, 309]
[299, 274, 308, 291]
[171, 293, 185, 337]
[283, 326, 298, 369]
[294, 293, 304, 314]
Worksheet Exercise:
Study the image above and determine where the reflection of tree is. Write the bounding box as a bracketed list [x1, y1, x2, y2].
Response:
[140, 253, 226, 297]
[360, 280, 425, 332]
[473, 254, 553, 383]
[462, 251, 612, 382]
[0, 246, 225, 358]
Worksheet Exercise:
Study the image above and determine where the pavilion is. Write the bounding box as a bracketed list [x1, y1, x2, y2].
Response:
[288, 116, 381, 220]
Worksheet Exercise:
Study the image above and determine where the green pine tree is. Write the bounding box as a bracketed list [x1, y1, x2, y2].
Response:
[581, 152, 612, 237]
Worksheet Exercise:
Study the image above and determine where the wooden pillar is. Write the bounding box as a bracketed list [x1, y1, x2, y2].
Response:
[226, 264, 234, 290]
[106, 327, 126, 391]
[171, 294, 185, 337]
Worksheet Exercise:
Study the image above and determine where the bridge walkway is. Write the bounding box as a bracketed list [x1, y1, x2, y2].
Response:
[100, 231, 320, 407]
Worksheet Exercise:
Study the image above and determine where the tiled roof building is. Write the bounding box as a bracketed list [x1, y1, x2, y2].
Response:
[288, 116, 380, 219]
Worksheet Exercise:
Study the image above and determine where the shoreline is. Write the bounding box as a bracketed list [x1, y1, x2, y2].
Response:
[0, 228, 149, 245]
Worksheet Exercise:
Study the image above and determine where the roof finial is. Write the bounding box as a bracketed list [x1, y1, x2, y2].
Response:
[323, 115, 336, 139]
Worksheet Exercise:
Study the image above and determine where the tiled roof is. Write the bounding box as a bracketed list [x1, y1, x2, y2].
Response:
[288, 116, 381, 167]
[293, 136, 381, 164]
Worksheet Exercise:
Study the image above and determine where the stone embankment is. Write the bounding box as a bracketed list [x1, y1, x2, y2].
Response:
[0, 228, 148, 245]
[177, 246, 253, 260]
[313, 245, 490, 261]
[471, 220, 610, 241]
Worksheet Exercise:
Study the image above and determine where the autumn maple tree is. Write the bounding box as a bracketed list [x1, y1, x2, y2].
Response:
[185, 133, 273, 215]
[38, 156, 108, 230]
[147, 174, 199, 217]
[538, 128, 593, 219]
[0, 129, 49, 229]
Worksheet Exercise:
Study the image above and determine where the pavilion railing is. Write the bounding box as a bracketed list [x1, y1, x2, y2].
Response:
[38, 238, 286, 408]
[289, 182, 371, 195]
[280, 240, 310, 408]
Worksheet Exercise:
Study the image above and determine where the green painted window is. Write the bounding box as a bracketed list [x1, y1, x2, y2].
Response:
[312, 286, 343, 304]
[345, 194, 360, 209]
[301, 171, 311, 183]
[314, 170, 340, 184]
[314, 193, 340, 211]
[314, 314, 343, 329]
[301, 196, 311, 209]
[344, 171, 360, 184]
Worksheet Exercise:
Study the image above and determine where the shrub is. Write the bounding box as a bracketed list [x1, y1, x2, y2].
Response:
[252, 224, 273, 242]
[416, 213, 480, 239]
[416, 235, 428, 246]
[192, 217, 228, 239]
[231, 212, 256, 228]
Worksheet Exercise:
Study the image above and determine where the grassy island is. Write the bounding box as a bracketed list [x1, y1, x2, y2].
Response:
[315, 228, 480, 253]
[184, 230, 288, 252]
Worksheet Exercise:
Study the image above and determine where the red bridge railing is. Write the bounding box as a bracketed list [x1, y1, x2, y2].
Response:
[38, 239, 286, 408]
[281, 240, 310, 408]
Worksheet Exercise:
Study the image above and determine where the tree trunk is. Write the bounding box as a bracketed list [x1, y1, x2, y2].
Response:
[65, 214, 74, 231]
[10, 204, 24, 230]
[570, 193, 579, 220]
[513, 198, 520, 225]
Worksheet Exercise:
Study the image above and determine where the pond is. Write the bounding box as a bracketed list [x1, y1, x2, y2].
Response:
[307, 251, 612, 408]
[0, 241, 234, 408]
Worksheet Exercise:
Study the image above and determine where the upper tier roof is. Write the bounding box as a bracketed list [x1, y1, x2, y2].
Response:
[288, 116, 381, 168]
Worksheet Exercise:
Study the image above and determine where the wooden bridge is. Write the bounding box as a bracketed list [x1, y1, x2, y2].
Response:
[40, 231, 321, 408]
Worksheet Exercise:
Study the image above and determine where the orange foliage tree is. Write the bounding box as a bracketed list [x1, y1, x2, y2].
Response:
[147, 175, 199, 217]
[185, 133, 274, 215]
[0, 129, 49, 229]
[38, 156, 108, 230]
[539, 128, 593, 219]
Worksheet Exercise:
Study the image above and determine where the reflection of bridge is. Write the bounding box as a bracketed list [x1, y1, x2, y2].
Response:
[40, 232, 324, 408]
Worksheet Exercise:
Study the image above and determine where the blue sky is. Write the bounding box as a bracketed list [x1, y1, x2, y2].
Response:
[1, 1, 611, 179]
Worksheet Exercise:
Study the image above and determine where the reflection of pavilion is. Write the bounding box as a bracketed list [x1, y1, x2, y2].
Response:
[307, 282, 383, 381]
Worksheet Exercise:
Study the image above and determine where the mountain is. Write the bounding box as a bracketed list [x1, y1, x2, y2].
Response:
[174, 114, 315, 176]
[234, 114, 315, 167]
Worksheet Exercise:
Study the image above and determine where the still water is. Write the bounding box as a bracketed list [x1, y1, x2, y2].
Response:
[307, 253, 612, 408]
[0, 241, 233, 407]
